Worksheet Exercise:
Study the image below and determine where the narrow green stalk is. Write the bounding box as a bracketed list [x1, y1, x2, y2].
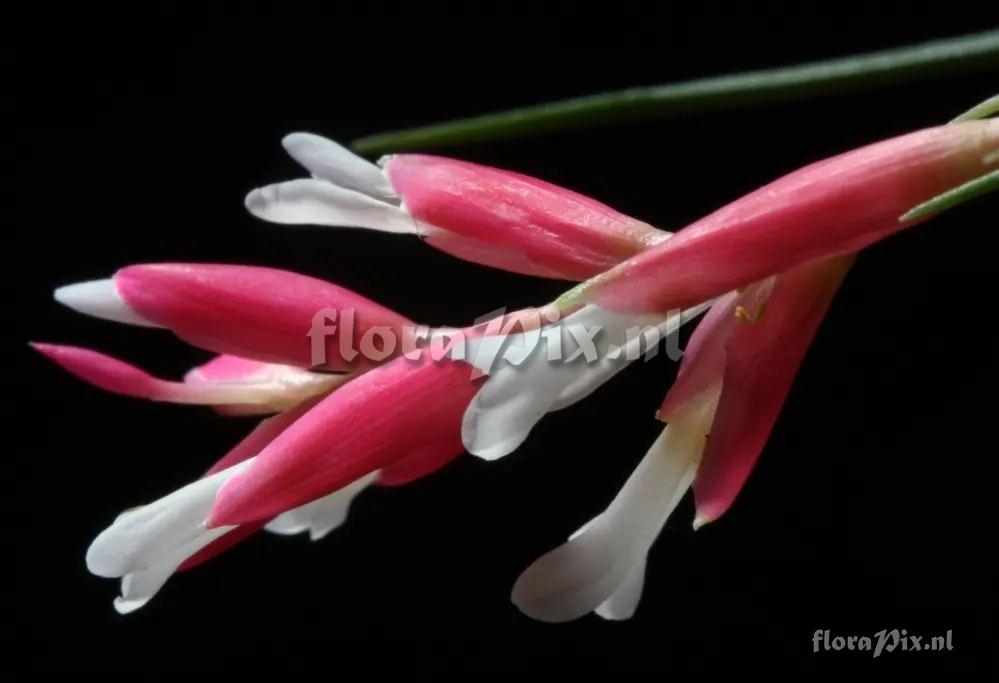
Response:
[353, 30, 999, 154]
[900, 170, 999, 223]
[952, 93, 999, 121]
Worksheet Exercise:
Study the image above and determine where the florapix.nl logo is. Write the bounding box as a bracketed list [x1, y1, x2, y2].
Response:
[812, 629, 954, 659]
[305, 305, 691, 376]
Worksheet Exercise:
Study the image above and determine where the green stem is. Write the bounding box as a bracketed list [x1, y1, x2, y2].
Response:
[353, 30, 999, 154]
[952, 93, 999, 121]
[900, 170, 999, 223]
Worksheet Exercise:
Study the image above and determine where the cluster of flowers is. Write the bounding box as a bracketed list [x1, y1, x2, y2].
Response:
[35, 119, 997, 620]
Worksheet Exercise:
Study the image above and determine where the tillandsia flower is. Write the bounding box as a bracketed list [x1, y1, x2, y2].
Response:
[39, 115, 997, 618]
[504, 119, 997, 621]
[52, 263, 415, 370]
[512, 256, 853, 622]
[210, 120, 997, 533]
[245, 133, 668, 279]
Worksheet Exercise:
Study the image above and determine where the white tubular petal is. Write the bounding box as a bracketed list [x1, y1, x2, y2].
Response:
[245, 179, 418, 234]
[86, 461, 249, 579]
[282, 133, 396, 201]
[265, 471, 378, 541]
[113, 529, 230, 614]
[53, 279, 160, 328]
[594, 554, 647, 621]
[462, 304, 707, 460]
[115, 560, 180, 614]
[511, 393, 717, 623]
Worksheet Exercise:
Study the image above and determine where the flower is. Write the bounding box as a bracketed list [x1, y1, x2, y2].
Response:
[207, 352, 486, 526]
[52, 263, 415, 370]
[37, 117, 998, 619]
[506, 118, 998, 623]
[245, 133, 667, 280]
[572, 120, 998, 314]
[512, 256, 853, 621]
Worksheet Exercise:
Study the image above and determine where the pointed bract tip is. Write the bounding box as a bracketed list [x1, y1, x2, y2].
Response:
[204, 484, 240, 529]
[29, 342, 83, 367]
[29, 341, 56, 356]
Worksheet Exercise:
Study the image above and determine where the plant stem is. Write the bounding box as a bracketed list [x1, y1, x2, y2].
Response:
[353, 30, 999, 154]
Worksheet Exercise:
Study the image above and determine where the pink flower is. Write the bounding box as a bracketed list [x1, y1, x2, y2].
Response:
[511, 256, 852, 622]
[574, 120, 998, 314]
[53, 263, 414, 370]
[245, 133, 667, 279]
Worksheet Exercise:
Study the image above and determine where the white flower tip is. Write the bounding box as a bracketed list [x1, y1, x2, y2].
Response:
[593, 555, 646, 621]
[54, 279, 157, 328]
[468, 442, 520, 462]
[308, 526, 334, 542]
[277, 132, 396, 201]
[510, 581, 580, 624]
[280, 131, 326, 155]
[86, 527, 125, 578]
[243, 185, 278, 221]
[594, 603, 631, 621]
[692, 515, 710, 531]
[113, 595, 149, 615]
[461, 405, 530, 461]
[510, 540, 609, 623]
[262, 518, 308, 536]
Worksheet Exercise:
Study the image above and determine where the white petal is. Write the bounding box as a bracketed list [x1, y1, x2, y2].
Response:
[594, 554, 646, 621]
[54, 279, 160, 328]
[113, 528, 230, 614]
[86, 460, 249, 579]
[265, 471, 378, 541]
[282, 133, 396, 201]
[245, 179, 418, 234]
[115, 558, 182, 614]
[511, 394, 717, 622]
[462, 304, 708, 460]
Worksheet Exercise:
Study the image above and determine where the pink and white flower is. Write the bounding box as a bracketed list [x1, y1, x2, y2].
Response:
[512, 257, 852, 621]
[37, 117, 998, 620]
[509, 120, 997, 621]
[245, 133, 667, 280]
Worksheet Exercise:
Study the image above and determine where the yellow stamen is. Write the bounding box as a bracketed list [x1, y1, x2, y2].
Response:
[734, 302, 767, 324]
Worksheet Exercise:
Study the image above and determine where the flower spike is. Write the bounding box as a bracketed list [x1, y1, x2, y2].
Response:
[52, 113, 997, 623]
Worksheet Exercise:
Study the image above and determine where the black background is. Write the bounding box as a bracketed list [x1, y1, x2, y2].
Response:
[9, 4, 998, 674]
